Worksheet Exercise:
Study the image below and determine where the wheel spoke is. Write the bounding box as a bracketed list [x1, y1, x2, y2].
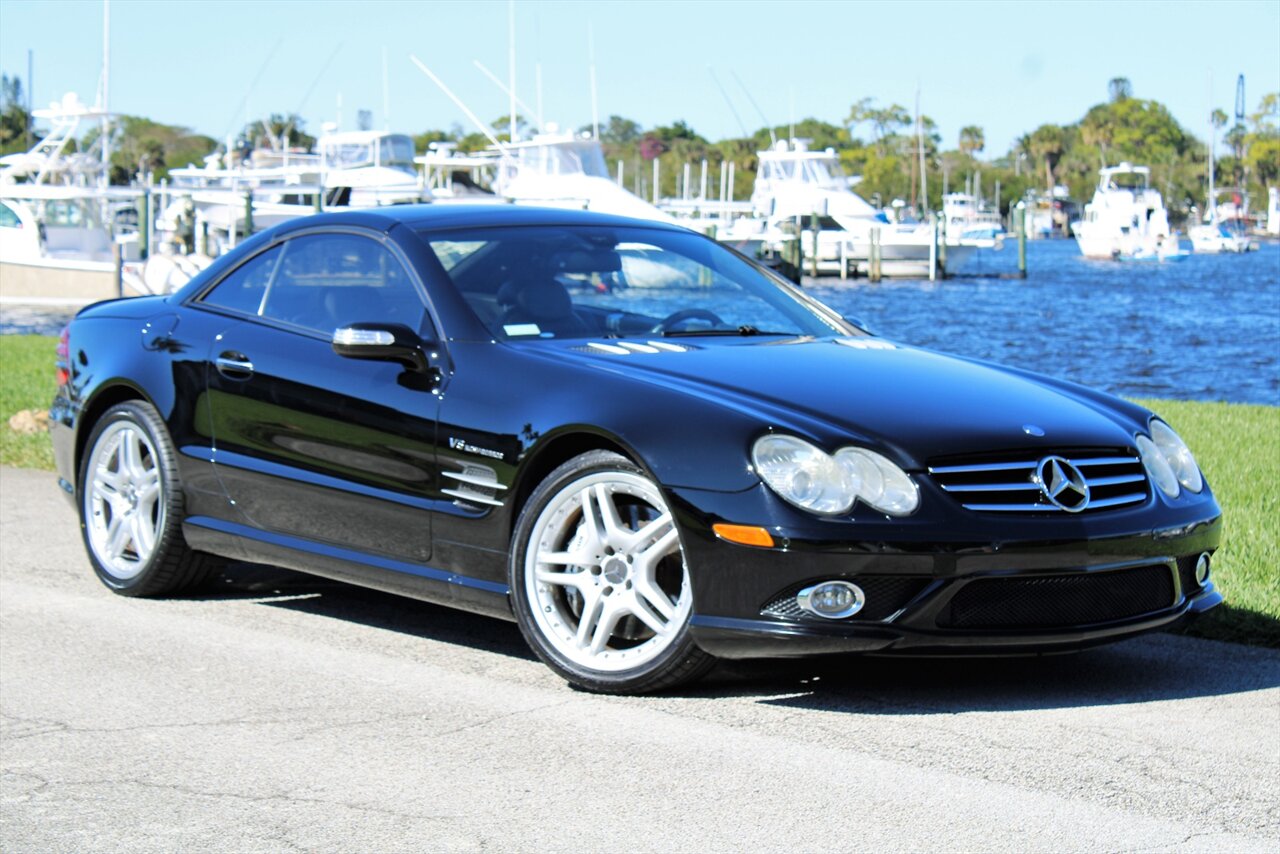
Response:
[535, 567, 587, 590]
[633, 528, 680, 576]
[593, 484, 628, 547]
[105, 512, 130, 560]
[626, 594, 669, 636]
[587, 601, 622, 654]
[136, 469, 161, 502]
[633, 577, 676, 621]
[119, 430, 144, 479]
[130, 512, 154, 558]
[620, 512, 673, 553]
[574, 589, 606, 648]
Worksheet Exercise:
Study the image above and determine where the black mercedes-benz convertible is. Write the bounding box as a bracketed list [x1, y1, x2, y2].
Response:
[50, 205, 1222, 693]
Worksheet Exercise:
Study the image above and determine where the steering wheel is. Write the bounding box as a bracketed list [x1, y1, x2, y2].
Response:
[651, 308, 725, 334]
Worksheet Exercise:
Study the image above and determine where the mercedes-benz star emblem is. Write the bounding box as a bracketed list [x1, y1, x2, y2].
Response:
[1036, 456, 1090, 512]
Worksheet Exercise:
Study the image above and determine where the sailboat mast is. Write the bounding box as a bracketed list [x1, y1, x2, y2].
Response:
[508, 0, 516, 143]
[101, 0, 110, 186]
[589, 24, 599, 140]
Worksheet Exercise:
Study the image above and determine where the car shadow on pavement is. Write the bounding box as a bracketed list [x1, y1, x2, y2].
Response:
[188, 561, 537, 663]
[190, 562, 1279, 712]
[687, 639, 1280, 713]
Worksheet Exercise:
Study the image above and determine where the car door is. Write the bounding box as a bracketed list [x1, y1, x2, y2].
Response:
[198, 228, 442, 564]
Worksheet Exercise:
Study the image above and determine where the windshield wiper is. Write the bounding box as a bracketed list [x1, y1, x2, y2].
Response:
[662, 325, 794, 338]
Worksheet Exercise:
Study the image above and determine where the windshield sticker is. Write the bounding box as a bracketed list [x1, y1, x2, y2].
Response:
[504, 323, 541, 336]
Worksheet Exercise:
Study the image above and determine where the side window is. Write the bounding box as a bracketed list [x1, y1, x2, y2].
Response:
[259, 233, 426, 334]
[0, 202, 21, 228]
[199, 245, 282, 315]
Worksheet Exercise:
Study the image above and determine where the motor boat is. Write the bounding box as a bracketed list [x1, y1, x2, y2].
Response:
[735, 139, 976, 277]
[1071, 163, 1182, 260]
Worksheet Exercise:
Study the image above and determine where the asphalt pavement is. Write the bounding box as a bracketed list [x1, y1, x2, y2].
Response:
[2, 465, 1277, 852]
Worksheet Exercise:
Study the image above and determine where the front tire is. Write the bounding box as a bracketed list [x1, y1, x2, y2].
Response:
[78, 400, 217, 597]
[510, 450, 715, 694]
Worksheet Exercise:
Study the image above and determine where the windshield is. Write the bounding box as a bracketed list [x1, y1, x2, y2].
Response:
[378, 135, 417, 173]
[421, 225, 847, 341]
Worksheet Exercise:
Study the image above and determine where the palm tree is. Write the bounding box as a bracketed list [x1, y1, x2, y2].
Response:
[958, 125, 984, 156]
[1028, 124, 1066, 192]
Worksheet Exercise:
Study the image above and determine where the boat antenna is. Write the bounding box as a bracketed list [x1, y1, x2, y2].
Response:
[410, 55, 510, 155]
[788, 87, 794, 145]
[508, 0, 517, 142]
[282, 42, 343, 149]
[222, 36, 283, 140]
[707, 67, 750, 140]
[101, 0, 110, 186]
[731, 70, 775, 145]
[588, 23, 599, 139]
[474, 60, 542, 133]
[382, 46, 390, 131]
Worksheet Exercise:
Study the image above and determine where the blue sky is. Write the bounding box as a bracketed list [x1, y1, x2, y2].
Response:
[2, 0, 1278, 155]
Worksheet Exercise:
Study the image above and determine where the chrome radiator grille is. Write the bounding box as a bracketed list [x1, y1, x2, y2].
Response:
[928, 450, 1149, 513]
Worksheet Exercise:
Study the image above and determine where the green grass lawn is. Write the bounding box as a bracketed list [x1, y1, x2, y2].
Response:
[1134, 398, 1280, 646]
[2, 334, 1276, 645]
[0, 335, 58, 470]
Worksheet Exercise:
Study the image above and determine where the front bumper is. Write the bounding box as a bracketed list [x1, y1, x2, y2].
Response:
[670, 484, 1224, 659]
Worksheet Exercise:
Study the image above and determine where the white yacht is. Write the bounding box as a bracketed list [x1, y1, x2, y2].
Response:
[1267, 187, 1279, 237]
[730, 139, 975, 276]
[942, 192, 1004, 242]
[495, 131, 676, 224]
[1072, 164, 1184, 260]
[0, 94, 157, 305]
[164, 130, 429, 251]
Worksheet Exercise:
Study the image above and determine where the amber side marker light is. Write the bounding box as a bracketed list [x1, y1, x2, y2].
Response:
[712, 523, 775, 548]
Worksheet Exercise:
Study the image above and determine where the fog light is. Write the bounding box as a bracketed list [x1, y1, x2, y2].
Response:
[1195, 553, 1211, 585]
[796, 580, 865, 619]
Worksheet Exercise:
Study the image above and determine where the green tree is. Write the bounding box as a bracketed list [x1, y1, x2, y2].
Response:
[239, 113, 316, 151]
[958, 125, 984, 156]
[1028, 124, 1067, 191]
[0, 73, 31, 156]
[1108, 77, 1132, 103]
[845, 97, 910, 157]
[85, 115, 217, 183]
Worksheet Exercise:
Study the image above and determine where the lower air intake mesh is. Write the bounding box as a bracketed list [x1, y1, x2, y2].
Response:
[938, 565, 1175, 630]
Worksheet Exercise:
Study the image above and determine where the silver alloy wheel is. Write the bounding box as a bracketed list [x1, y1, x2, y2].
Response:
[84, 420, 164, 580]
[525, 471, 692, 672]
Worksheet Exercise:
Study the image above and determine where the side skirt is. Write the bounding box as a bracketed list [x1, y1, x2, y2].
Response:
[182, 516, 514, 621]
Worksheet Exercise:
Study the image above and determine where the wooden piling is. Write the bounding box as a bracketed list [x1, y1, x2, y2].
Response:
[870, 227, 882, 282]
[810, 211, 820, 278]
[1016, 202, 1027, 279]
[243, 189, 254, 238]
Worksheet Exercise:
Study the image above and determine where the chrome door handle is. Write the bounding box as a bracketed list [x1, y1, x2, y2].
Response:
[215, 352, 254, 379]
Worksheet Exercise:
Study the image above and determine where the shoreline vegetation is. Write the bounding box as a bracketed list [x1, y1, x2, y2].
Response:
[2, 75, 1277, 227]
[1, 335, 1275, 647]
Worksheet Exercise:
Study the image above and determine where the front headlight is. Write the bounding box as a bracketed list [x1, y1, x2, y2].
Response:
[752, 435, 854, 515]
[1137, 434, 1180, 498]
[1150, 420, 1203, 493]
[751, 435, 919, 516]
[834, 447, 920, 516]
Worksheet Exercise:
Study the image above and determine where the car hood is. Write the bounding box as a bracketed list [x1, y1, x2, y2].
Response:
[541, 336, 1145, 467]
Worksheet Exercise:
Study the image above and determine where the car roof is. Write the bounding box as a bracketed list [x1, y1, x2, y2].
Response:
[274, 204, 691, 237]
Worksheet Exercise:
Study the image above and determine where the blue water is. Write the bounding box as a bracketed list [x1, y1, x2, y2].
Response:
[804, 239, 1280, 406]
[4, 239, 1277, 405]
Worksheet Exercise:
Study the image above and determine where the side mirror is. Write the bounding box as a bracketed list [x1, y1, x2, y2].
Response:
[332, 323, 433, 374]
[843, 315, 874, 335]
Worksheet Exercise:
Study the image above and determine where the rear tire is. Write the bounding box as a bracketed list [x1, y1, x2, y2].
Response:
[510, 450, 716, 694]
[78, 400, 218, 597]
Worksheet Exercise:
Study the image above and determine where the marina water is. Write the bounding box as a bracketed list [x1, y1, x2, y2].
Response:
[807, 240, 1279, 406]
